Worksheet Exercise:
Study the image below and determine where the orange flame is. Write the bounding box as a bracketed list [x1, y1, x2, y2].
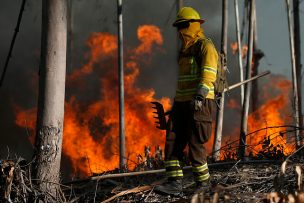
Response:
[242, 45, 248, 58]
[230, 42, 248, 58]
[68, 33, 117, 82]
[220, 75, 295, 159]
[134, 25, 163, 55]
[247, 77, 294, 155]
[15, 25, 296, 174]
[227, 99, 240, 110]
[230, 42, 238, 55]
[15, 25, 171, 176]
[14, 106, 37, 144]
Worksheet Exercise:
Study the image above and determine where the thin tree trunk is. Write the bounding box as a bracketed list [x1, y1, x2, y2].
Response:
[67, 0, 73, 72]
[117, 0, 126, 168]
[178, 0, 183, 10]
[251, 3, 258, 113]
[286, 0, 301, 147]
[293, 0, 303, 145]
[35, 0, 67, 197]
[251, 5, 264, 114]
[213, 0, 228, 161]
[176, 0, 183, 50]
[238, 0, 255, 159]
[234, 0, 244, 106]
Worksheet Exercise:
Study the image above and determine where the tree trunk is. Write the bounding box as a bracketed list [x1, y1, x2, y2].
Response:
[34, 0, 67, 197]
[251, 4, 258, 113]
[178, 0, 183, 10]
[213, 0, 228, 161]
[234, 0, 244, 106]
[286, 0, 301, 147]
[238, 0, 255, 159]
[176, 1, 183, 53]
[251, 5, 264, 114]
[293, 0, 303, 145]
[117, 0, 126, 169]
[67, 0, 73, 72]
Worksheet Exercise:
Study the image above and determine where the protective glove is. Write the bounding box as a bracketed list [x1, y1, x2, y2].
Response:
[192, 95, 204, 111]
[192, 87, 208, 111]
[192, 96, 203, 111]
[197, 87, 209, 98]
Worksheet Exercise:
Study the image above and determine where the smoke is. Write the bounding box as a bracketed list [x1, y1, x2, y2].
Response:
[0, 0, 41, 159]
[0, 0, 274, 179]
[0, 2, 219, 142]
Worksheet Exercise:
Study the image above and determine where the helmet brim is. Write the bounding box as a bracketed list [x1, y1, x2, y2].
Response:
[173, 19, 205, 27]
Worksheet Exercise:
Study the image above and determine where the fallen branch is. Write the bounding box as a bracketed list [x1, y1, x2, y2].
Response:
[214, 180, 268, 192]
[64, 160, 281, 185]
[100, 185, 152, 203]
[285, 144, 304, 161]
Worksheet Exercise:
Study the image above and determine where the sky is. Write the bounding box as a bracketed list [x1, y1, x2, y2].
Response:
[0, 0, 303, 172]
[255, 0, 303, 78]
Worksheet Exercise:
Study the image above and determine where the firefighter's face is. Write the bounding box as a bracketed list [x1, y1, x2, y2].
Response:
[177, 21, 190, 42]
[177, 21, 202, 44]
[176, 21, 190, 31]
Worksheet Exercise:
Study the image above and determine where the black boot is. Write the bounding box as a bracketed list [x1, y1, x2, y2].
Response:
[154, 179, 183, 196]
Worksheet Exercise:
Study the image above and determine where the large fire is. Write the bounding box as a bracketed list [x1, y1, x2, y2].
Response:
[221, 75, 295, 159]
[247, 77, 294, 155]
[14, 24, 296, 176]
[15, 25, 171, 176]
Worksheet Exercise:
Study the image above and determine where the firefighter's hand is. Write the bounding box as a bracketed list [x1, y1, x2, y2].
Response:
[197, 87, 209, 98]
[192, 95, 204, 111]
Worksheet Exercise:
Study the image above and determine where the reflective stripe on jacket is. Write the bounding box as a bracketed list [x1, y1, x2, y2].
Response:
[175, 37, 218, 102]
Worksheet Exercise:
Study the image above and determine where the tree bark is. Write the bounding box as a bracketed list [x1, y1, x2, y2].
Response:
[293, 0, 303, 145]
[234, 0, 244, 106]
[251, 5, 264, 114]
[176, 1, 183, 54]
[67, 0, 73, 72]
[178, 0, 183, 10]
[34, 0, 67, 197]
[117, 0, 126, 168]
[286, 0, 301, 147]
[238, 0, 255, 159]
[251, 4, 258, 113]
[213, 0, 228, 161]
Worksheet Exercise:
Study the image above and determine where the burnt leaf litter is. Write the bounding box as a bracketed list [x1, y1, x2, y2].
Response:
[1, 146, 303, 202]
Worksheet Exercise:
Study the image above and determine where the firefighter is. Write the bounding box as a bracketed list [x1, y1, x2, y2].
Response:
[155, 7, 218, 195]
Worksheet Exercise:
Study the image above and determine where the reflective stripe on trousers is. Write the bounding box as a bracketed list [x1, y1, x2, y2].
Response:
[192, 163, 210, 182]
[165, 159, 183, 179]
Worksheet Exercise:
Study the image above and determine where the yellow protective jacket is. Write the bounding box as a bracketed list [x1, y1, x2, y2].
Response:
[175, 30, 218, 102]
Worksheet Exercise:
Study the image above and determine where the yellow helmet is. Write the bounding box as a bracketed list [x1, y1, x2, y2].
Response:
[173, 7, 205, 27]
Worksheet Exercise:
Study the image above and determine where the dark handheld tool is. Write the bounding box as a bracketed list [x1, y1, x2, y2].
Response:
[151, 101, 170, 130]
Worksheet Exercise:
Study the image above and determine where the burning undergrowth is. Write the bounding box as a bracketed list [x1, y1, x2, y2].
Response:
[221, 74, 295, 160]
[13, 24, 297, 178]
[14, 25, 171, 177]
